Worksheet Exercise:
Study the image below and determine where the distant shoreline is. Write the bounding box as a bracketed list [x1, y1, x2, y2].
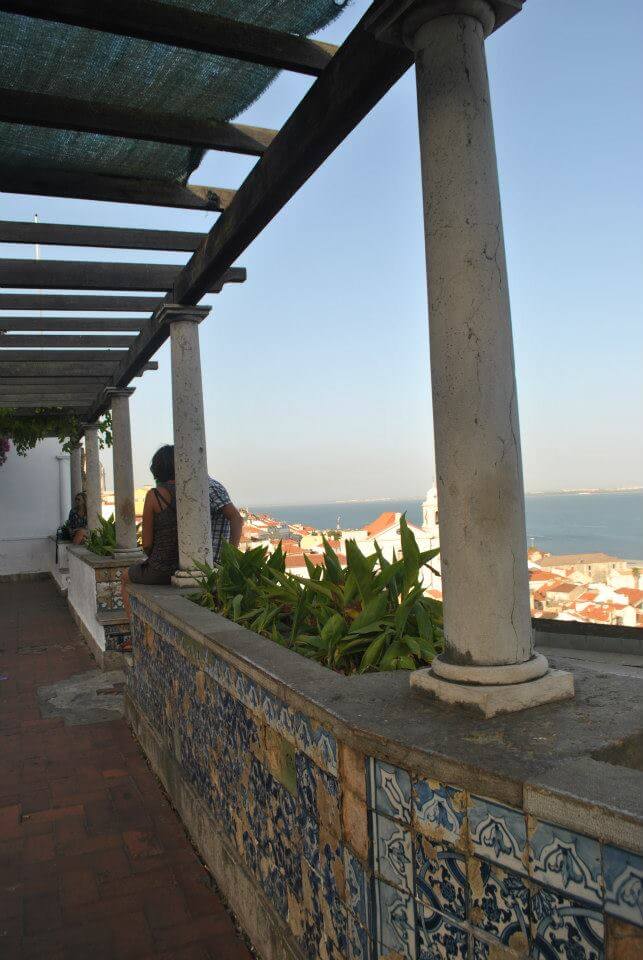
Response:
[250, 488, 643, 508]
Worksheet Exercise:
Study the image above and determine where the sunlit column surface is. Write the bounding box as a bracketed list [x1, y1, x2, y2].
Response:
[404, 0, 573, 714]
[83, 423, 102, 533]
[106, 387, 143, 562]
[158, 304, 213, 585]
[70, 443, 83, 504]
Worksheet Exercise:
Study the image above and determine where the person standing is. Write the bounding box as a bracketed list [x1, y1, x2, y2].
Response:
[209, 476, 243, 562]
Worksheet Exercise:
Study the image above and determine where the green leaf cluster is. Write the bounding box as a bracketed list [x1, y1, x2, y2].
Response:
[190, 515, 443, 675]
[0, 408, 112, 456]
[86, 514, 117, 557]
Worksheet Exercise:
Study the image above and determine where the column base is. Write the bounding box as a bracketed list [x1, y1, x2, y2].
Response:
[411, 667, 574, 718]
[171, 569, 201, 588]
[113, 547, 145, 564]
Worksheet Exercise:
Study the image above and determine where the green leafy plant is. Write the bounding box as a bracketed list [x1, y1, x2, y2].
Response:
[85, 514, 117, 557]
[0, 408, 112, 456]
[190, 515, 443, 675]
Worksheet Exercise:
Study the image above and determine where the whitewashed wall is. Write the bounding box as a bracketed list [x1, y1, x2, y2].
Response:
[0, 438, 66, 577]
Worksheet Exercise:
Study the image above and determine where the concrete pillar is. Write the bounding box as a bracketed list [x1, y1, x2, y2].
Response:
[157, 304, 213, 585]
[83, 423, 102, 533]
[56, 454, 71, 527]
[404, 0, 573, 715]
[70, 443, 83, 504]
[106, 387, 144, 562]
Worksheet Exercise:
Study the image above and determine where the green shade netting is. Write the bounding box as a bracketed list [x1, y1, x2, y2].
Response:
[0, 0, 349, 183]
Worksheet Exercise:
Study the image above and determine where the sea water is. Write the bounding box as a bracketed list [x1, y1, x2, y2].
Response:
[249, 491, 643, 562]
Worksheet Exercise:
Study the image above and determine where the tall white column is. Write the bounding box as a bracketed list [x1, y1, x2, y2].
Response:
[56, 454, 71, 527]
[106, 387, 144, 562]
[404, 1, 573, 714]
[157, 304, 213, 585]
[70, 443, 83, 503]
[83, 423, 102, 533]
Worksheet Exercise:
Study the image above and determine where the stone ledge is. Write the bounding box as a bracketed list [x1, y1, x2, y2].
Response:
[127, 583, 643, 837]
[67, 544, 130, 570]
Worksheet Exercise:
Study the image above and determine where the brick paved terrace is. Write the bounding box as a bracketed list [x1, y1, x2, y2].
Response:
[0, 579, 254, 960]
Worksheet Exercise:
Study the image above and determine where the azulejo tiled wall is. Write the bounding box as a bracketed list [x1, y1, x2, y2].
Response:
[128, 597, 642, 960]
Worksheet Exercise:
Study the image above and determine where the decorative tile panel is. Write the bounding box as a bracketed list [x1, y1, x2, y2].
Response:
[468, 797, 527, 876]
[414, 834, 466, 922]
[531, 885, 604, 960]
[347, 914, 371, 960]
[368, 759, 412, 824]
[345, 847, 371, 929]
[373, 812, 414, 893]
[416, 901, 468, 959]
[469, 858, 530, 954]
[529, 818, 602, 906]
[412, 778, 467, 848]
[603, 845, 643, 927]
[373, 878, 416, 959]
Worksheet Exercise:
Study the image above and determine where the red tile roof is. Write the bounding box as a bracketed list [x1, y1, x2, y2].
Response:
[364, 512, 398, 537]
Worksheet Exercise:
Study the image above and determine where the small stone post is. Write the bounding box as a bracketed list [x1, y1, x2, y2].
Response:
[157, 304, 213, 585]
[70, 443, 83, 503]
[403, 0, 573, 714]
[83, 423, 102, 533]
[105, 387, 144, 562]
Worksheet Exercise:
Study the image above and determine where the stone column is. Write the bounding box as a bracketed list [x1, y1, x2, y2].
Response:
[105, 387, 144, 562]
[70, 443, 83, 503]
[404, 1, 573, 715]
[83, 423, 102, 533]
[56, 454, 71, 526]
[157, 304, 213, 585]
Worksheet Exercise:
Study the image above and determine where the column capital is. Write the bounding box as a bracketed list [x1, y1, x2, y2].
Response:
[402, 0, 497, 45]
[55, 454, 70, 462]
[81, 422, 101, 434]
[156, 304, 211, 327]
[104, 387, 136, 400]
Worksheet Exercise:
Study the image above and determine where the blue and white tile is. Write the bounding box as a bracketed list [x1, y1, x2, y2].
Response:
[373, 878, 416, 959]
[529, 818, 602, 906]
[469, 796, 527, 875]
[347, 914, 371, 960]
[345, 847, 371, 928]
[414, 834, 467, 922]
[469, 857, 530, 954]
[416, 902, 468, 960]
[295, 711, 315, 753]
[413, 778, 467, 848]
[310, 723, 339, 777]
[373, 812, 414, 893]
[603, 844, 643, 927]
[471, 939, 488, 960]
[531, 885, 604, 960]
[368, 759, 412, 824]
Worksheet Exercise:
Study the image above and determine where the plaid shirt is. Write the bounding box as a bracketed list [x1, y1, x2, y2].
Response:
[209, 477, 232, 563]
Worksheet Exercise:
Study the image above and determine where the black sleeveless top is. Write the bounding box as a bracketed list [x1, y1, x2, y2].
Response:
[146, 484, 179, 575]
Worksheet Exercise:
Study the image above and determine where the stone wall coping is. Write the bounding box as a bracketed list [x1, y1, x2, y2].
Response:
[67, 544, 131, 570]
[128, 583, 643, 848]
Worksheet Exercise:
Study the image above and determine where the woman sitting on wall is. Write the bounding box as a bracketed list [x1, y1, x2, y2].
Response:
[124, 446, 179, 601]
[68, 492, 88, 544]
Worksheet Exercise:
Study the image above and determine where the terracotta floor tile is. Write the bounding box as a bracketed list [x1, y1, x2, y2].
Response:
[0, 581, 252, 960]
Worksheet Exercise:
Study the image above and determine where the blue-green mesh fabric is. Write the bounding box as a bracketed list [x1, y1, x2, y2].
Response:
[0, 0, 349, 183]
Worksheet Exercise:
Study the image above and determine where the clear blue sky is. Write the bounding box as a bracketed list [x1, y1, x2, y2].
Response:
[2, 0, 642, 503]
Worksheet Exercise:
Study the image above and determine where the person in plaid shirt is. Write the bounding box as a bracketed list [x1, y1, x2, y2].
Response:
[209, 476, 243, 563]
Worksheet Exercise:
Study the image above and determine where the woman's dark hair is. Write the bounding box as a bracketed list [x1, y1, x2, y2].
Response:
[150, 445, 175, 483]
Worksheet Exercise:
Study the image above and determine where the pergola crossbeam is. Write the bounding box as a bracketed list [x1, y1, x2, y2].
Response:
[0, 0, 337, 76]
[0, 361, 157, 377]
[0, 168, 235, 210]
[0, 89, 277, 156]
[0, 260, 246, 292]
[0, 295, 160, 311]
[0, 335, 137, 348]
[0, 350, 130, 362]
[0, 221, 205, 252]
[0, 318, 147, 332]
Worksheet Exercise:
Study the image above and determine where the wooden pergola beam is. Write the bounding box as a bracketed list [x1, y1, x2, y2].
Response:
[0, 260, 246, 292]
[0, 395, 99, 404]
[0, 361, 157, 377]
[0, 167, 235, 210]
[0, 350, 129, 362]
[0, 335, 136, 348]
[1, 377, 111, 388]
[0, 0, 337, 77]
[0, 89, 278, 157]
[0, 221, 205, 252]
[0, 294, 159, 311]
[0, 318, 146, 332]
[171, 13, 413, 306]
